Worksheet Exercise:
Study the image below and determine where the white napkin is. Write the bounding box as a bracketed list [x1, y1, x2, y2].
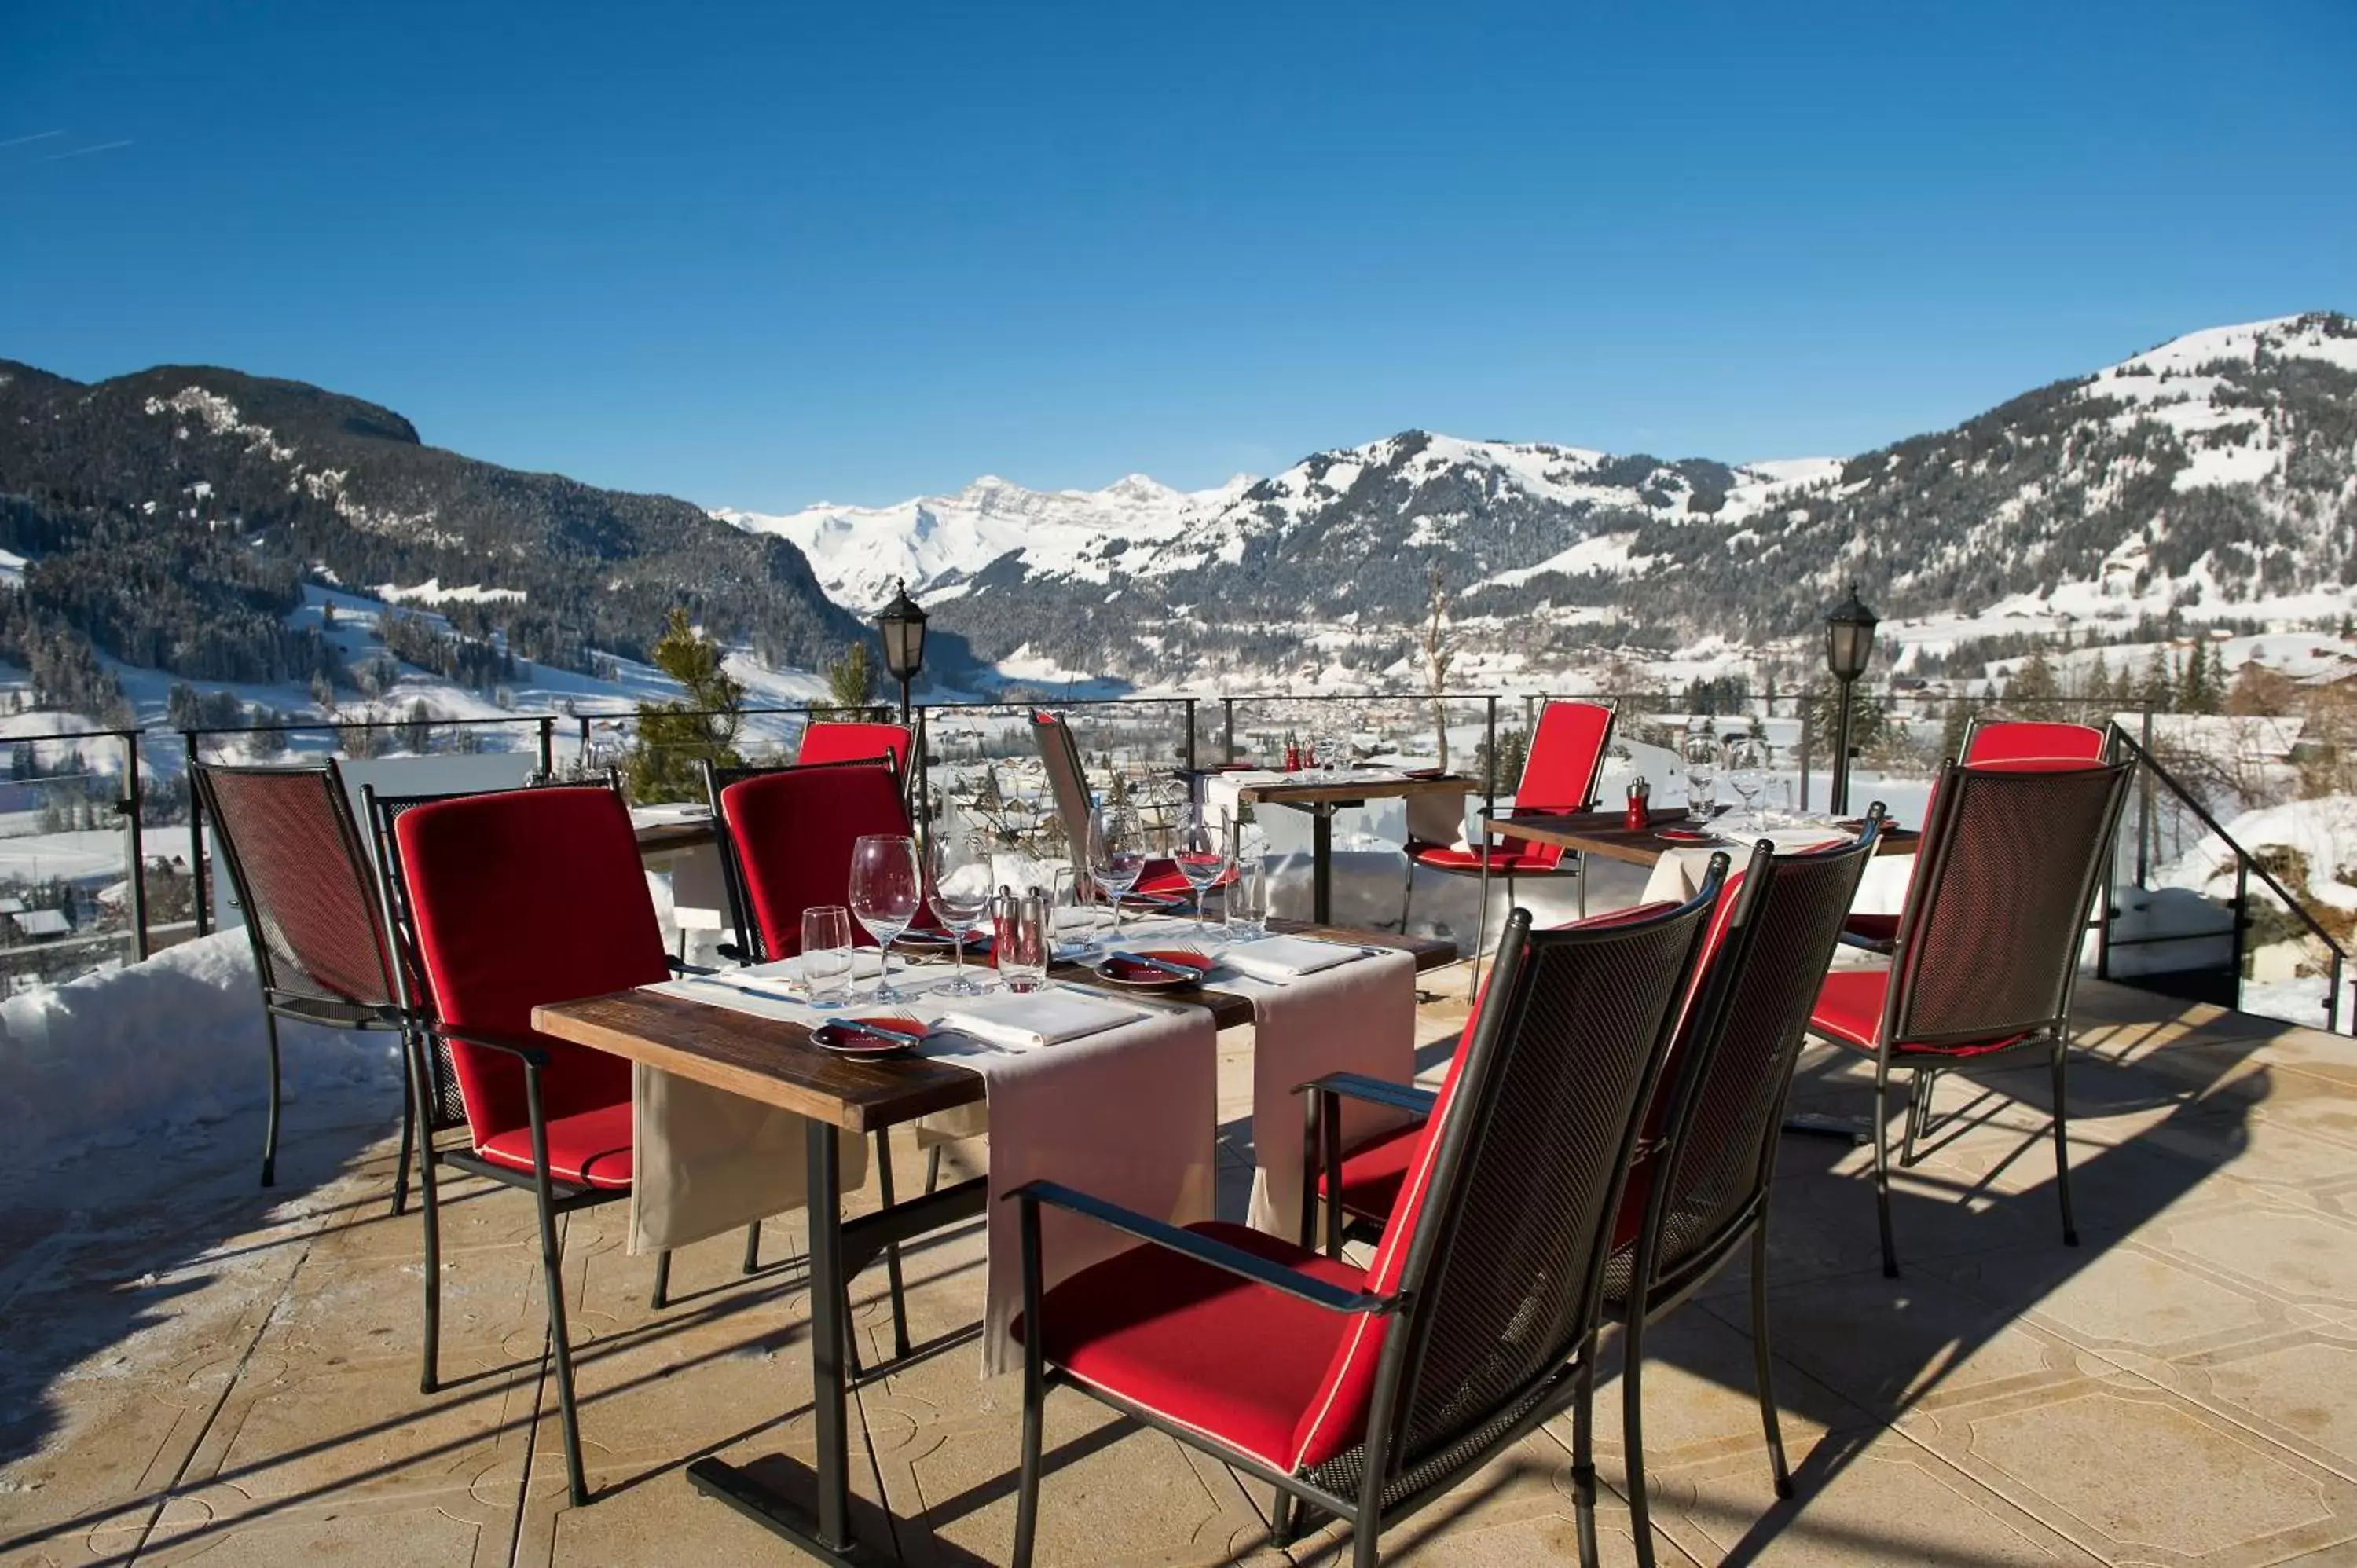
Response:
[937, 987, 1148, 1051]
[1714, 825, 1857, 854]
[691, 960, 810, 1003]
[1220, 934, 1363, 982]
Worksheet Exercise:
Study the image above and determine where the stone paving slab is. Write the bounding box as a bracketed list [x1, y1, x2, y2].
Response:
[5, 974, 2357, 1567]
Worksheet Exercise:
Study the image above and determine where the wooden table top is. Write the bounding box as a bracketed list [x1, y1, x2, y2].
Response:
[530, 920, 1458, 1134]
[1230, 772, 1476, 807]
[1479, 807, 1919, 868]
[632, 815, 718, 855]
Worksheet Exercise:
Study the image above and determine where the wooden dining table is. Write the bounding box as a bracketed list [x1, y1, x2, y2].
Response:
[1478, 805, 1920, 866]
[1219, 771, 1479, 923]
[530, 919, 1455, 1566]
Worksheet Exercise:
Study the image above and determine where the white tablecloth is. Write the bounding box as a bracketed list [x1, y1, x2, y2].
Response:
[1637, 827, 1915, 914]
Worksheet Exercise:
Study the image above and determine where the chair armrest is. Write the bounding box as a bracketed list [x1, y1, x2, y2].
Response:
[1010, 1180, 1395, 1317]
[1836, 932, 1897, 956]
[665, 957, 717, 976]
[715, 942, 753, 965]
[437, 1026, 552, 1069]
[1296, 1071, 1437, 1118]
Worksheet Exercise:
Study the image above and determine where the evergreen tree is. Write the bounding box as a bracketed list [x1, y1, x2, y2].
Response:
[825, 642, 878, 713]
[2138, 649, 2176, 711]
[625, 609, 747, 802]
[1937, 700, 1973, 761]
[2179, 640, 2221, 714]
[2004, 646, 2060, 716]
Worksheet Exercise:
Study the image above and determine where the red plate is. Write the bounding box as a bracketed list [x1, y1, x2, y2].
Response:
[1656, 827, 1714, 843]
[1092, 948, 1212, 988]
[810, 1016, 926, 1055]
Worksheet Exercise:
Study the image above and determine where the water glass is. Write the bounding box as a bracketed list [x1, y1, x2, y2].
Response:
[992, 889, 1050, 993]
[1225, 855, 1268, 940]
[1682, 732, 1719, 824]
[801, 906, 854, 1007]
[1050, 865, 1101, 954]
[927, 816, 995, 996]
[849, 833, 922, 1002]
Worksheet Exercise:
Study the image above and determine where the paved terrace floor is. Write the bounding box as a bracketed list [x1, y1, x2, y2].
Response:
[5, 968, 2357, 1567]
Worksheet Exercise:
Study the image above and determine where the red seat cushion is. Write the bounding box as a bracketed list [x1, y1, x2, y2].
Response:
[1409, 841, 1567, 874]
[1325, 1121, 1420, 1221]
[476, 1101, 635, 1189]
[395, 787, 668, 1149]
[1023, 1222, 1365, 1470]
[1811, 967, 2030, 1057]
[1135, 857, 1237, 899]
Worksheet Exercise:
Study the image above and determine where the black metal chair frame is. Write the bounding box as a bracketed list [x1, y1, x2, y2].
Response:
[1812, 760, 2134, 1277]
[1009, 868, 1726, 1568]
[699, 753, 930, 1357]
[192, 757, 421, 1208]
[365, 775, 702, 1508]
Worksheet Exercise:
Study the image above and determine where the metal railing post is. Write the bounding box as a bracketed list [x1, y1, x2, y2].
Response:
[1484, 695, 1499, 800]
[1222, 697, 1236, 765]
[2232, 859, 2250, 1013]
[121, 731, 148, 962]
[916, 705, 932, 819]
[537, 716, 555, 778]
[2135, 705, 2155, 890]
[1182, 698, 1197, 771]
[577, 714, 592, 775]
[1796, 693, 1814, 812]
[183, 729, 209, 937]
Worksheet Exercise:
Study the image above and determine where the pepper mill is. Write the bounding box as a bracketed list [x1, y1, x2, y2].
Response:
[1624, 777, 1652, 831]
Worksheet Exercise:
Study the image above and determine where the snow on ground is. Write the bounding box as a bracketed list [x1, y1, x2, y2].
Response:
[0, 932, 400, 1180]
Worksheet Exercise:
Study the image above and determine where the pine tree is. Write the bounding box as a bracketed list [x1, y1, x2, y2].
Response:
[1938, 700, 1973, 761]
[826, 642, 878, 713]
[2005, 646, 2060, 716]
[2179, 640, 2220, 714]
[2138, 649, 2175, 711]
[625, 609, 747, 802]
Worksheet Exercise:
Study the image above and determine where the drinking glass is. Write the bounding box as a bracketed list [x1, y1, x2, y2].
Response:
[1682, 732, 1720, 824]
[1089, 803, 1147, 936]
[849, 833, 922, 1003]
[1175, 802, 1230, 934]
[1727, 737, 1767, 833]
[927, 816, 995, 996]
[801, 905, 853, 1007]
[1050, 865, 1101, 954]
[992, 889, 1050, 992]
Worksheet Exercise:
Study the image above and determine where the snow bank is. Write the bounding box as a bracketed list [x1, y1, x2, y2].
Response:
[0, 933, 401, 1178]
[2158, 794, 2357, 911]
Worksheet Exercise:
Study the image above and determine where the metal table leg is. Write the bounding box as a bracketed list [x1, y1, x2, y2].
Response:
[1312, 804, 1333, 924]
[685, 1119, 875, 1563]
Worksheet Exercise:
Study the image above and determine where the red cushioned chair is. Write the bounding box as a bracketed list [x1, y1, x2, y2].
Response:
[376, 782, 694, 1507]
[1030, 710, 1219, 907]
[1840, 720, 2113, 954]
[1402, 698, 1615, 966]
[796, 719, 913, 781]
[702, 754, 929, 1348]
[1005, 878, 1724, 1568]
[1808, 760, 2133, 1278]
[192, 760, 423, 1206]
[1303, 819, 1886, 1566]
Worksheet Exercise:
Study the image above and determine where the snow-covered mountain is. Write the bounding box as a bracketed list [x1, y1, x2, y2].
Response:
[712, 313, 2356, 687]
[717, 471, 1254, 612]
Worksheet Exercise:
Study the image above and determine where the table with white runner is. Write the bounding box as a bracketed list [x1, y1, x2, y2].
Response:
[631, 962, 1217, 1375]
[1094, 915, 1420, 1236]
[1638, 822, 1914, 914]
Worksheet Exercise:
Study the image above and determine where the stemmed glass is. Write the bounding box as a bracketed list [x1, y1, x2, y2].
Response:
[849, 833, 922, 1003]
[1682, 731, 1720, 824]
[926, 815, 994, 995]
[1089, 803, 1146, 937]
[1175, 802, 1232, 935]
[1727, 736, 1768, 833]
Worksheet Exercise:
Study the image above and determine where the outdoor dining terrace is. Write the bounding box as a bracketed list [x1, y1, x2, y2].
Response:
[1, 683, 2352, 1568]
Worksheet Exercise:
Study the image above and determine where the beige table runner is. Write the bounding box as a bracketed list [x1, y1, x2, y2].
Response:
[631, 961, 1217, 1375]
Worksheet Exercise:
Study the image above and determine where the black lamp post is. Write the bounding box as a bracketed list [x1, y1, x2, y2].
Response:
[1825, 582, 1879, 815]
[877, 579, 929, 725]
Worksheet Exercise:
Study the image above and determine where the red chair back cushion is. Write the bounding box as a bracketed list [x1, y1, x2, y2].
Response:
[1494, 702, 1615, 870]
[720, 763, 913, 957]
[394, 787, 667, 1146]
[1963, 721, 2106, 768]
[797, 721, 913, 779]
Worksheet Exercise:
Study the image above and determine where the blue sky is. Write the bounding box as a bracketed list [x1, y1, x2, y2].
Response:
[4, 2, 2352, 509]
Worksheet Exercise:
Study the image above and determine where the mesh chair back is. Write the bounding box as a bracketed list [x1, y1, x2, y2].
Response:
[1963, 720, 2110, 768]
[797, 720, 913, 779]
[707, 757, 912, 960]
[1888, 761, 2132, 1049]
[1495, 701, 1615, 866]
[196, 760, 400, 1009]
[1291, 885, 1719, 1488]
[1031, 712, 1095, 861]
[392, 785, 666, 1146]
[1639, 825, 1881, 1291]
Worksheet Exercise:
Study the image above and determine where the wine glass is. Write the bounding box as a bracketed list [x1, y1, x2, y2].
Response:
[1682, 731, 1720, 825]
[1089, 803, 1146, 936]
[849, 833, 922, 1002]
[1727, 736, 1767, 833]
[926, 815, 994, 995]
[1175, 802, 1231, 934]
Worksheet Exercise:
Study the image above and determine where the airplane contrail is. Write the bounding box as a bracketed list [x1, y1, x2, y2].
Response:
[0, 130, 65, 149]
[40, 140, 134, 161]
